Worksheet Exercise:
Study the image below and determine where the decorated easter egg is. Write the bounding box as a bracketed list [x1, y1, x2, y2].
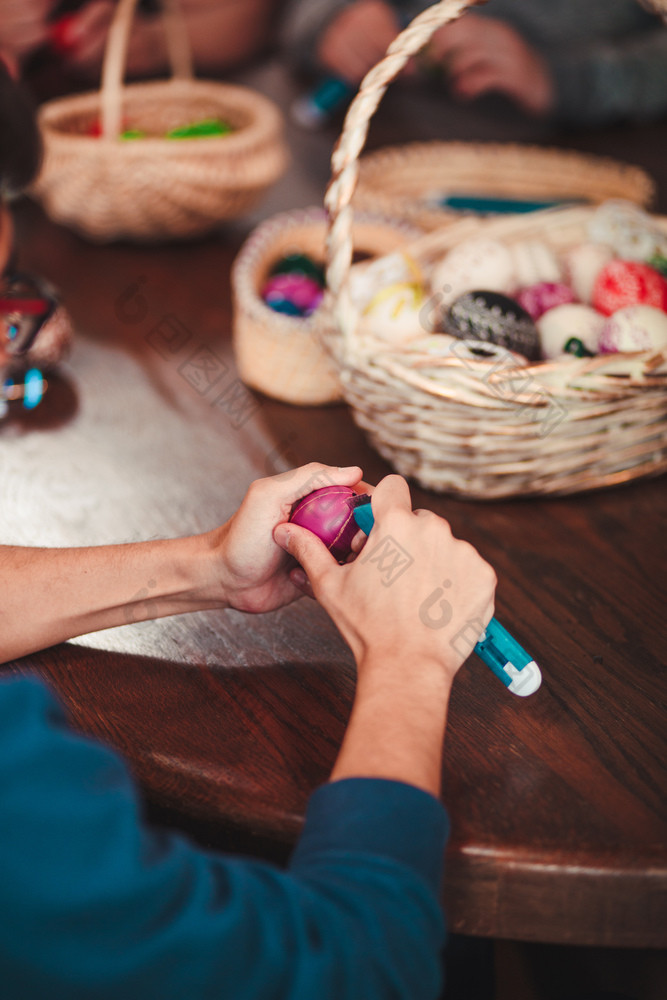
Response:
[360, 282, 426, 345]
[349, 253, 422, 311]
[598, 305, 667, 354]
[261, 273, 324, 316]
[563, 241, 615, 304]
[269, 253, 326, 286]
[443, 290, 540, 361]
[430, 238, 515, 308]
[510, 240, 562, 287]
[588, 200, 667, 262]
[289, 485, 363, 562]
[537, 304, 605, 360]
[516, 281, 575, 321]
[592, 260, 667, 316]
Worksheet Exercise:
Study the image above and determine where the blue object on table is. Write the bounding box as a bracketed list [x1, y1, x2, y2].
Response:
[348, 494, 542, 697]
[291, 77, 354, 129]
[435, 194, 585, 215]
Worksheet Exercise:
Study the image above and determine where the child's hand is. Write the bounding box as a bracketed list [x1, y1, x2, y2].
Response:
[428, 12, 555, 116]
[317, 0, 402, 84]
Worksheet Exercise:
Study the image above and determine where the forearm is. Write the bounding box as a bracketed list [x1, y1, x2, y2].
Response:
[330, 651, 452, 798]
[0, 533, 224, 663]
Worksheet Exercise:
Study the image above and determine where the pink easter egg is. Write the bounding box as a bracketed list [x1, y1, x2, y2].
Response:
[516, 282, 576, 321]
[289, 486, 362, 562]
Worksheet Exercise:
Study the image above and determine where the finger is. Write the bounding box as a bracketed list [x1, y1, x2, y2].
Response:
[273, 463, 363, 507]
[273, 521, 338, 585]
[453, 64, 502, 100]
[369, 474, 412, 521]
[354, 479, 375, 496]
[289, 567, 316, 599]
[349, 528, 368, 554]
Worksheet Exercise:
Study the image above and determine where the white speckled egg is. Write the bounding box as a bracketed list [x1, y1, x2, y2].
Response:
[537, 304, 605, 360]
[359, 281, 427, 345]
[563, 242, 615, 304]
[598, 305, 667, 354]
[510, 240, 562, 287]
[429, 238, 515, 307]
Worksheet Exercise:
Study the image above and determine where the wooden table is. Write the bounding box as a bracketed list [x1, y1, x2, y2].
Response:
[2, 67, 667, 950]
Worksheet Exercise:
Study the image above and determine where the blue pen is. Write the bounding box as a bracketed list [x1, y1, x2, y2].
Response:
[348, 494, 542, 697]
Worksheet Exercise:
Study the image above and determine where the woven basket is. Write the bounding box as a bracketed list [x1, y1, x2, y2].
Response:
[324, 0, 667, 498]
[31, 0, 288, 242]
[232, 207, 421, 405]
[354, 141, 656, 232]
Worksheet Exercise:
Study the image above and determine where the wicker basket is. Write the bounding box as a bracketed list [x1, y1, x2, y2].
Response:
[354, 141, 656, 232]
[31, 0, 288, 242]
[232, 207, 421, 405]
[323, 0, 667, 498]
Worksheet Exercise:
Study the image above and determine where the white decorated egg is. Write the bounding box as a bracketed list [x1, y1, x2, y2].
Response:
[348, 253, 422, 311]
[359, 281, 427, 345]
[598, 305, 667, 354]
[563, 241, 615, 304]
[537, 304, 605, 359]
[510, 240, 562, 287]
[430, 238, 515, 307]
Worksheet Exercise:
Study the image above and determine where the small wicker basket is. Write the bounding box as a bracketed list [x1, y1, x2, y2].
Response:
[31, 0, 288, 242]
[324, 0, 667, 498]
[354, 141, 656, 232]
[232, 207, 421, 405]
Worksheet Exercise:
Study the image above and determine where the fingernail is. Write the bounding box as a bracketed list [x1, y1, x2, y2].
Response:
[291, 568, 307, 587]
[273, 523, 290, 547]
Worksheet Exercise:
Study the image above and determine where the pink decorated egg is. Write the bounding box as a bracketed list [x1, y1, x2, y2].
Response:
[592, 260, 667, 316]
[516, 282, 576, 321]
[289, 486, 361, 562]
[598, 305, 667, 354]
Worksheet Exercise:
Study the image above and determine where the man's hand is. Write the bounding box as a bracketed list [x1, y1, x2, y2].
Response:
[428, 13, 555, 116]
[208, 462, 364, 615]
[274, 473, 497, 794]
[274, 474, 496, 680]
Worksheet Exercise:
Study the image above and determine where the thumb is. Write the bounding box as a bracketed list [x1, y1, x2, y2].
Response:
[273, 522, 337, 584]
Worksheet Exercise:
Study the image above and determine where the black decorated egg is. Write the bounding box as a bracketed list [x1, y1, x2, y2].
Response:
[443, 290, 540, 361]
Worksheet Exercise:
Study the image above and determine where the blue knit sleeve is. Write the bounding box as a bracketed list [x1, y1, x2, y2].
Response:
[0, 675, 448, 1000]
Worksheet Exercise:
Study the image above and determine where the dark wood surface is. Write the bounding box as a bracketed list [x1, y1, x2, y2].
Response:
[2, 62, 667, 949]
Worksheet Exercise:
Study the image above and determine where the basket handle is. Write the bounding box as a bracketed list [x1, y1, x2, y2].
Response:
[100, 0, 194, 139]
[324, 0, 478, 348]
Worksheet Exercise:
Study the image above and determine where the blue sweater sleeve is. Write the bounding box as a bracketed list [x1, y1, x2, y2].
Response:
[0, 675, 448, 1000]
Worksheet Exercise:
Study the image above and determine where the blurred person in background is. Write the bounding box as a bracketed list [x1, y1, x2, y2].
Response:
[280, 0, 667, 127]
[0, 0, 280, 82]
